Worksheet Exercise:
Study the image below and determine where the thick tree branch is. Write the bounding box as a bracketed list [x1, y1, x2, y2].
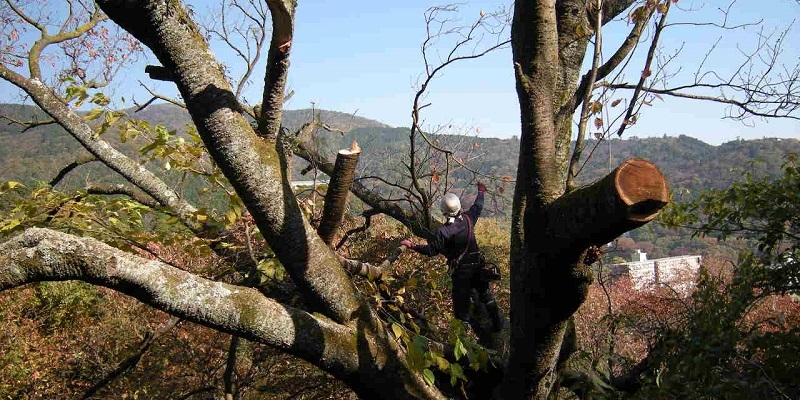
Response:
[318, 143, 361, 246]
[256, 0, 294, 139]
[616, 3, 671, 137]
[505, 0, 564, 397]
[0, 228, 362, 377]
[540, 158, 669, 254]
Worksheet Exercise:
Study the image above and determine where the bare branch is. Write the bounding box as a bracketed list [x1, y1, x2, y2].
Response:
[81, 317, 183, 399]
[600, 82, 800, 121]
[410, 5, 510, 207]
[84, 183, 161, 209]
[201, 0, 270, 98]
[134, 81, 186, 111]
[0, 113, 58, 132]
[49, 153, 97, 187]
[561, 3, 654, 116]
[567, 0, 604, 192]
[615, 3, 671, 138]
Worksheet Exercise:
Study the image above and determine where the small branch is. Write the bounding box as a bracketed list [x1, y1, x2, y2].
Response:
[0, 114, 58, 132]
[336, 209, 379, 250]
[134, 82, 186, 111]
[562, 3, 653, 117]
[50, 154, 98, 187]
[223, 335, 240, 400]
[615, 2, 671, 138]
[567, 0, 604, 192]
[81, 317, 182, 399]
[599, 83, 800, 121]
[84, 183, 161, 209]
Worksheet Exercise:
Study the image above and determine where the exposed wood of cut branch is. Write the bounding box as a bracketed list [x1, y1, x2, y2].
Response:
[318, 141, 362, 245]
[543, 157, 669, 252]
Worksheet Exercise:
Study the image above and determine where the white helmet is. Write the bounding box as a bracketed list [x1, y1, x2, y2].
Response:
[440, 193, 461, 219]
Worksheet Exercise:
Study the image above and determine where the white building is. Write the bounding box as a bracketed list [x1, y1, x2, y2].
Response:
[610, 250, 702, 293]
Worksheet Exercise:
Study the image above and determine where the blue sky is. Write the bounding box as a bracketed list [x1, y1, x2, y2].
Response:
[3, 0, 798, 145]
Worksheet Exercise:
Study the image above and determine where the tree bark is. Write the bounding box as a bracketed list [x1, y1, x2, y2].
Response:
[318, 143, 361, 246]
[505, 1, 563, 398]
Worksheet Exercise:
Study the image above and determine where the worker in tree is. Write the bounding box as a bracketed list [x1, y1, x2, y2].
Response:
[401, 182, 505, 332]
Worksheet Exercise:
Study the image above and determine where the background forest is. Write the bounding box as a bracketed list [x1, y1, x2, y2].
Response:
[3, 101, 798, 260]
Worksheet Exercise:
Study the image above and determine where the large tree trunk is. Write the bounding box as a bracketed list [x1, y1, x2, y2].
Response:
[504, 157, 668, 399]
[504, 0, 654, 398]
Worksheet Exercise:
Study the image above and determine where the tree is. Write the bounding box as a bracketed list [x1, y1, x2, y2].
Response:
[573, 155, 800, 399]
[0, 0, 797, 399]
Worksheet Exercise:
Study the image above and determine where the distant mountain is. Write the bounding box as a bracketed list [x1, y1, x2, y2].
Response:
[0, 103, 392, 185]
[577, 135, 800, 196]
[281, 108, 391, 132]
[2, 102, 798, 200]
[2, 102, 798, 260]
[124, 104, 391, 133]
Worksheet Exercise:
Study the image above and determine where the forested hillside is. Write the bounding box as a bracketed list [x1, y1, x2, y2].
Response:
[4, 102, 796, 195]
[2, 101, 797, 261]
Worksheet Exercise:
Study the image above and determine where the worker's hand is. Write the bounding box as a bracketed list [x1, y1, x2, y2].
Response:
[477, 181, 487, 193]
[400, 240, 414, 248]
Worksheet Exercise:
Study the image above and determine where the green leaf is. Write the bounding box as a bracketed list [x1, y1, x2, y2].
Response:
[406, 335, 428, 370]
[432, 353, 450, 372]
[0, 181, 25, 194]
[449, 363, 466, 386]
[0, 219, 21, 232]
[422, 368, 435, 386]
[391, 323, 404, 339]
[84, 107, 103, 121]
[453, 338, 466, 361]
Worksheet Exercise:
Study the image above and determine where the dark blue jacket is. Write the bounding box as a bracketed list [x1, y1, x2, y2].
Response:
[411, 192, 484, 265]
